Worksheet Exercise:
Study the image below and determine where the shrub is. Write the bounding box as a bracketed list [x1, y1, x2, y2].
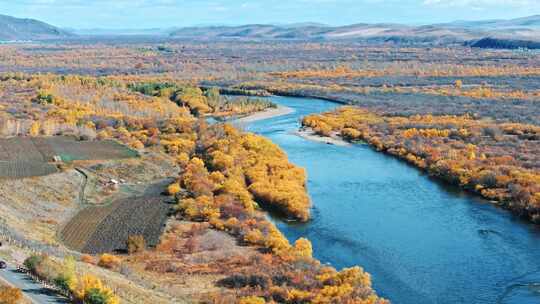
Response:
[81, 255, 95, 264]
[97, 254, 121, 269]
[218, 274, 269, 289]
[244, 229, 264, 245]
[54, 274, 77, 293]
[53, 256, 78, 294]
[167, 182, 181, 195]
[73, 275, 119, 304]
[0, 286, 22, 304]
[84, 288, 110, 304]
[34, 90, 55, 105]
[127, 235, 146, 254]
[293, 238, 313, 259]
[29, 122, 40, 136]
[239, 296, 266, 304]
[23, 254, 46, 272]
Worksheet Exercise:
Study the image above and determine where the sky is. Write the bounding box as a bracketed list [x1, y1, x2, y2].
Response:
[1, 0, 540, 29]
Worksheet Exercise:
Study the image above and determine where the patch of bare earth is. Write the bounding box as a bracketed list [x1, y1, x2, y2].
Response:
[123, 220, 258, 302]
[87, 150, 179, 184]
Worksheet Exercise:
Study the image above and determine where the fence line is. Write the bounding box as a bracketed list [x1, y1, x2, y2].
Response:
[0, 218, 81, 260]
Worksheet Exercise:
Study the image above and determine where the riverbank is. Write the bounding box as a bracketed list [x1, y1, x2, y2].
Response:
[233, 105, 294, 123]
[301, 106, 540, 224]
[295, 128, 351, 147]
[248, 95, 540, 304]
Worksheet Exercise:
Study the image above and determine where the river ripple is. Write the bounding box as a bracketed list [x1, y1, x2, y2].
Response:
[243, 96, 540, 304]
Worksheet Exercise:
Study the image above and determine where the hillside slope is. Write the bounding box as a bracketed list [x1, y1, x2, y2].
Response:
[169, 16, 540, 44]
[0, 14, 73, 40]
[441, 15, 540, 29]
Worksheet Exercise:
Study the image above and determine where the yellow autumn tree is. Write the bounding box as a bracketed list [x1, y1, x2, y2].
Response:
[73, 275, 119, 304]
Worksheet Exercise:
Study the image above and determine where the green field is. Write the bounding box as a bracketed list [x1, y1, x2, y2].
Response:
[0, 136, 138, 179]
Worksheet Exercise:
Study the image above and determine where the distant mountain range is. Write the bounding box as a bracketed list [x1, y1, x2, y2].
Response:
[439, 15, 540, 29]
[0, 14, 72, 40]
[1, 13, 539, 48]
[168, 16, 540, 44]
[169, 23, 481, 43]
[68, 27, 176, 36]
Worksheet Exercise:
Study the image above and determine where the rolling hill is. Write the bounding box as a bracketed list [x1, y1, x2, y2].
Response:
[3, 13, 538, 47]
[169, 16, 540, 45]
[0, 14, 73, 41]
[169, 23, 488, 44]
[440, 15, 540, 29]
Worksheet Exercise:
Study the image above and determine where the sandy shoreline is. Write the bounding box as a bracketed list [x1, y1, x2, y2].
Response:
[294, 128, 352, 147]
[232, 107, 351, 147]
[232, 105, 294, 124]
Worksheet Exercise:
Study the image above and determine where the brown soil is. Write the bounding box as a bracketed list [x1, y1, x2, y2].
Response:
[61, 196, 172, 254]
[0, 136, 137, 179]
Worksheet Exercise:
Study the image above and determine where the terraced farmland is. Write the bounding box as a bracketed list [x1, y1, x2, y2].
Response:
[60, 196, 171, 254]
[60, 202, 119, 252]
[0, 136, 138, 179]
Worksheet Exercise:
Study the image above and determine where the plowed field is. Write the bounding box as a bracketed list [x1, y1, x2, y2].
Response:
[60, 196, 171, 254]
[0, 136, 137, 179]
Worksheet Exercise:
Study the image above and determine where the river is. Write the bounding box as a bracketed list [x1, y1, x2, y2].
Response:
[241, 96, 540, 304]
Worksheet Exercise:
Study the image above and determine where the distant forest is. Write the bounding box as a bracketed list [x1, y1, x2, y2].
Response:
[472, 38, 540, 50]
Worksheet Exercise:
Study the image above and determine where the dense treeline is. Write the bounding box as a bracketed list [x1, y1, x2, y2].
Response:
[303, 106, 540, 222]
[1, 42, 538, 78]
[233, 80, 540, 126]
[24, 254, 120, 304]
[471, 38, 540, 50]
[270, 64, 540, 79]
[204, 124, 311, 221]
[129, 82, 276, 117]
[0, 75, 272, 152]
[200, 86, 271, 97]
[163, 122, 386, 303]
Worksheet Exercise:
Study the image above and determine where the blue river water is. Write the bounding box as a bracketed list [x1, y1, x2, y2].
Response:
[242, 96, 540, 304]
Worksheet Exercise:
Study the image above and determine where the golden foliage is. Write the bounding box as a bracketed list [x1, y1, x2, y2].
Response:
[206, 125, 311, 221]
[98, 254, 121, 269]
[293, 238, 313, 259]
[239, 296, 266, 304]
[0, 287, 22, 304]
[303, 106, 540, 222]
[80, 255, 96, 265]
[73, 275, 120, 304]
[167, 182, 181, 196]
[23, 255, 120, 304]
[127, 235, 146, 254]
[270, 64, 540, 79]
